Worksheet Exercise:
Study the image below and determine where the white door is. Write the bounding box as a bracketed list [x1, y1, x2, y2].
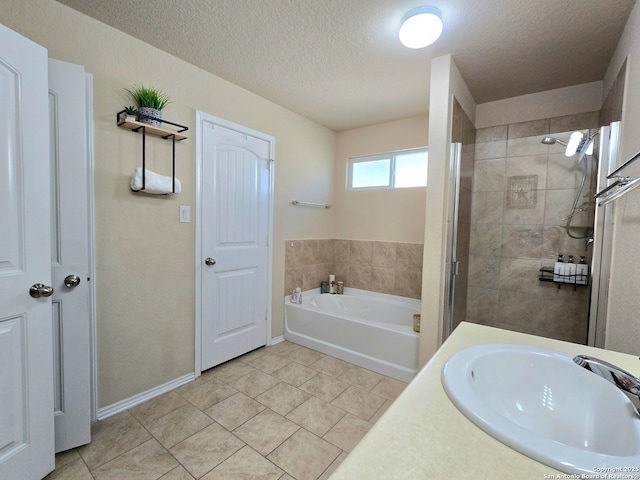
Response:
[0, 24, 55, 480]
[199, 114, 273, 371]
[49, 59, 92, 453]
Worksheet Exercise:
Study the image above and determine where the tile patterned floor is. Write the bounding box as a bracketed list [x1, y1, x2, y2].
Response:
[46, 341, 407, 480]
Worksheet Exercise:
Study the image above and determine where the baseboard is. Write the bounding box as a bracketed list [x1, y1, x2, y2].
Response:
[270, 335, 284, 345]
[96, 373, 195, 421]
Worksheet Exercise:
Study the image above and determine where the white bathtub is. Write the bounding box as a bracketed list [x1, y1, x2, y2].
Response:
[284, 288, 420, 382]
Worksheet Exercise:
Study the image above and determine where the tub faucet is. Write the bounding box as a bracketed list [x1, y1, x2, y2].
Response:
[573, 355, 640, 415]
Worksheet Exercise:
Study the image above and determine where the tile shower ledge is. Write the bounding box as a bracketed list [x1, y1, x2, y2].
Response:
[330, 322, 640, 479]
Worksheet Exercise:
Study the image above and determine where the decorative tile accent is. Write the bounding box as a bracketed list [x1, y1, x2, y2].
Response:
[506, 175, 537, 209]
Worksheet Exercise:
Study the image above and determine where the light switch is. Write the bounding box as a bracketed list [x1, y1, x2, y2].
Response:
[180, 206, 191, 223]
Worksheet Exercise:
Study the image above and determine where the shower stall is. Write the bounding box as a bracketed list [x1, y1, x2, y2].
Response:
[445, 113, 618, 345]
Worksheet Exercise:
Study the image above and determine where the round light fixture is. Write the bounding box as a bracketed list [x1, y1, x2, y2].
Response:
[399, 6, 443, 49]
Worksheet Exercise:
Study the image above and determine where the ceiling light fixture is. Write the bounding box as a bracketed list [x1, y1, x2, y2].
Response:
[399, 6, 443, 49]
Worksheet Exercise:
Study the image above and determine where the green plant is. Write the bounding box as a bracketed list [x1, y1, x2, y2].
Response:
[123, 105, 137, 115]
[124, 84, 171, 110]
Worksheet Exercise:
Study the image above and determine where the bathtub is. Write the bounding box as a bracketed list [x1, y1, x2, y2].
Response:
[284, 288, 420, 382]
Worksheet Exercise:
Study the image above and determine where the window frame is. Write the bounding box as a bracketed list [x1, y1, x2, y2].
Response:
[346, 147, 428, 191]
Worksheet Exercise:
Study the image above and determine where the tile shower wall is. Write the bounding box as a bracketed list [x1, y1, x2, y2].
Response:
[284, 240, 423, 299]
[467, 112, 599, 343]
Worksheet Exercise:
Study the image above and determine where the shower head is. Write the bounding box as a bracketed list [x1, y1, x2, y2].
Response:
[541, 136, 568, 146]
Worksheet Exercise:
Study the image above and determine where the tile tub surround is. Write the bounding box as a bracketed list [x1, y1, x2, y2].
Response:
[45, 342, 407, 480]
[284, 239, 423, 299]
[467, 113, 599, 344]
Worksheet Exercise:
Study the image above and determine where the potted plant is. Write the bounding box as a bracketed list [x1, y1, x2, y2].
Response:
[121, 105, 137, 123]
[124, 84, 171, 127]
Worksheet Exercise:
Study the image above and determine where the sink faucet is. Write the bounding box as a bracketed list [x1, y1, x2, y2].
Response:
[573, 355, 640, 415]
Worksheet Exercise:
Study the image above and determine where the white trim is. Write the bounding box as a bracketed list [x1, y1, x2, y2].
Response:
[96, 373, 195, 421]
[194, 111, 203, 377]
[84, 72, 98, 422]
[194, 111, 275, 376]
[270, 335, 285, 346]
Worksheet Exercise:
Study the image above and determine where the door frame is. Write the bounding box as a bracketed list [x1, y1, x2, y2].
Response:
[194, 111, 274, 376]
[84, 72, 98, 421]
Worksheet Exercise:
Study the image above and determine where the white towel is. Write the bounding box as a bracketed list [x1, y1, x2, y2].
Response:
[130, 168, 181, 194]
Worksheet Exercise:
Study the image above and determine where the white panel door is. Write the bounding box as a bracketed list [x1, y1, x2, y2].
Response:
[200, 116, 273, 370]
[49, 59, 91, 453]
[0, 24, 55, 480]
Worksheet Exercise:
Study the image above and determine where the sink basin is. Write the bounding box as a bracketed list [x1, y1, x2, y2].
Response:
[442, 344, 640, 474]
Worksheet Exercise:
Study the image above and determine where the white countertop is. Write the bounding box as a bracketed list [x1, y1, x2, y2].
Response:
[330, 322, 640, 479]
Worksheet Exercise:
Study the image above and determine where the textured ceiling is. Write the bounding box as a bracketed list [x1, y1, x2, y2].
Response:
[55, 0, 635, 131]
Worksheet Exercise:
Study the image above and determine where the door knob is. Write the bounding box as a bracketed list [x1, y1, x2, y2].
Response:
[64, 275, 81, 288]
[29, 283, 54, 298]
[205, 257, 216, 266]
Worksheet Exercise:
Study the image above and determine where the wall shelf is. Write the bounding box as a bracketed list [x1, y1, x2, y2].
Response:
[117, 111, 189, 141]
[116, 110, 189, 194]
[539, 267, 589, 290]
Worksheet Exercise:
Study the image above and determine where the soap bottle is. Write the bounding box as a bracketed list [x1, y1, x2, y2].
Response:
[576, 256, 589, 285]
[564, 255, 576, 284]
[329, 275, 336, 294]
[553, 254, 564, 282]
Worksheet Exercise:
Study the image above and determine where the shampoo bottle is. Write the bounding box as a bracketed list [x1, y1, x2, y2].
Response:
[564, 255, 576, 284]
[576, 256, 589, 285]
[553, 254, 564, 282]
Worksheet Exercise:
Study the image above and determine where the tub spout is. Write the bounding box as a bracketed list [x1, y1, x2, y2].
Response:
[573, 355, 640, 415]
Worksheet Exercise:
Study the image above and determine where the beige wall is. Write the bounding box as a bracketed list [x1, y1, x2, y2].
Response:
[333, 115, 429, 243]
[602, 1, 640, 355]
[0, 0, 336, 408]
[475, 81, 603, 129]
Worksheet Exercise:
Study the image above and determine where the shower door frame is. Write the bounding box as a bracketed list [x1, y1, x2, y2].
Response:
[443, 142, 462, 340]
[588, 122, 620, 347]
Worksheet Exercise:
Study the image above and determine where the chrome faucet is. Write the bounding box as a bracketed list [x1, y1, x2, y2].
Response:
[573, 355, 640, 415]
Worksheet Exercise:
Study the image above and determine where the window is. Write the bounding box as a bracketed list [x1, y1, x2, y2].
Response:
[347, 148, 428, 190]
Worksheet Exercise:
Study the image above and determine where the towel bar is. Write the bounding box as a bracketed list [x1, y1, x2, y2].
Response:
[291, 200, 332, 209]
